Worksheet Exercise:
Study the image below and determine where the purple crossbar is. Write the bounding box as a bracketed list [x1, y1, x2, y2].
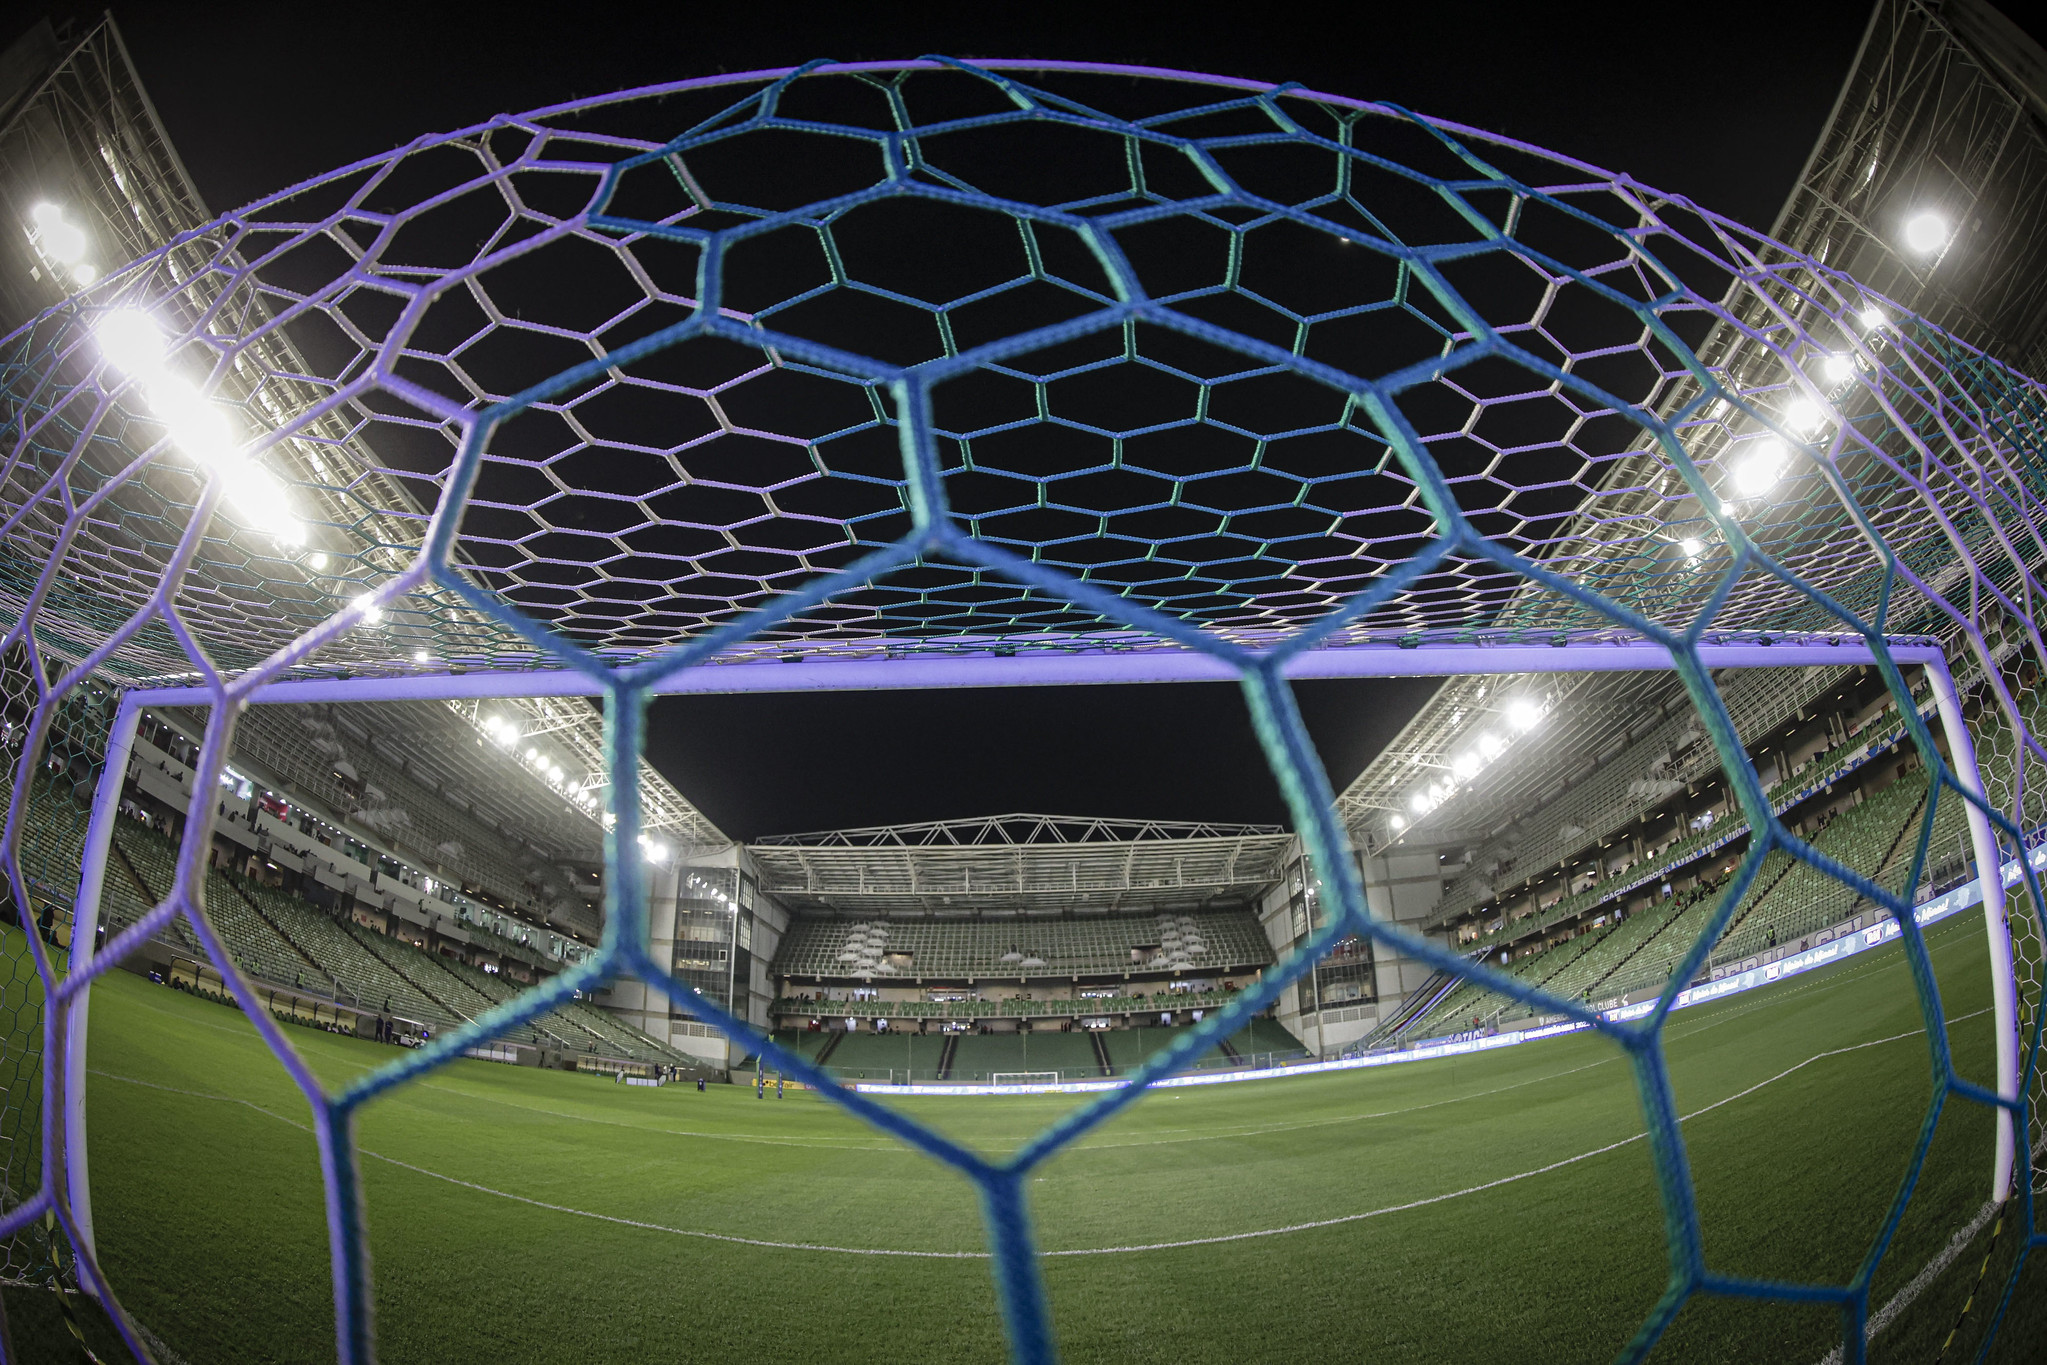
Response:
[120, 638, 1944, 708]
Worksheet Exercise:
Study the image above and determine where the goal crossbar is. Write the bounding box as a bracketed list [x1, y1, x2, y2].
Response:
[992, 1073, 1062, 1086]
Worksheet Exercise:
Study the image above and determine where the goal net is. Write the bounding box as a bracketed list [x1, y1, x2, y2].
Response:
[992, 1073, 1062, 1088]
[0, 57, 2040, 1365]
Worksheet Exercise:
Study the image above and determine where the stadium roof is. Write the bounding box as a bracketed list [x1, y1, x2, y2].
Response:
[747, 814, 1292, 917]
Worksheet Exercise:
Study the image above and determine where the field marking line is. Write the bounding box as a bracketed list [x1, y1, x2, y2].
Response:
[1040, 1008, 1992, 1256]
[89, 1006, 1990, 1259]
[1809, 1127, 2045, 1365]
[1812, 1199, 2000, 1365]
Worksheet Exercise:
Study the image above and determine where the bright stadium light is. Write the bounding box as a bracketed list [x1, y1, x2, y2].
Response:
[1477, 732, 1504, 760]
[1452, 751, 1481, 780]
[306, 551, 329, 571]
[1679, 537, 1704, 558]
[1903, 211, 1948, 254]
[1732, 439, 1786, 498]
[352, 593, 382, 625]
[1858, 306, 1888, 330]
[1409, 792, 1429, 815]
[96, 308, 305, 544]
[97, 308, 168, 376]
[413, 648, 430, 663]
[28, 203, 94, 285]
[1821, 353, 1854, 383]
[1785, 398, 1824, 433]
[29, 203, 87, 262]
[1389, 813, 1406, 832]
[1506, 698, 1543, 732]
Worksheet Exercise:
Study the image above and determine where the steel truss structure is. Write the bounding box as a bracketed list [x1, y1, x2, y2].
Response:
[751, 812, 1290, 918]
[0, 53, 2041, 1365]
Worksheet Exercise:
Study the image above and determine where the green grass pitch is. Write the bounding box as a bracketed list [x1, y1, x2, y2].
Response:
[3, 912, 2038, 1363]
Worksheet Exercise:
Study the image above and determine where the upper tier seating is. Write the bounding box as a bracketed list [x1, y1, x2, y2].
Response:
[772, 908, 1271, 980]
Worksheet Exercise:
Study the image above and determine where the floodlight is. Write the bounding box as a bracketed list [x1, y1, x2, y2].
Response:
[1506, 698, 1543, 731]
[1679, 537, 1704, 557]
[351, 593, 382, 625]
[306, 552, 328, 571]
[96, 309, 167, 376]
[1452, 751, 1481, 780]
[413, 649, 430, 663]
[1858, 306, 1888, 330]
[1409, 793, 1429, 814]
[1733, 439, 1786, 498]
[1903, 211, 1948, 254]
[1821, 354, 1854, 383]
[1478, 732, 1504, 760]
[29, 202, 88, 264]
[71, 262, 98, 285]
[1785, 398, 1824, 433]
[1389, 814, 1406, 831]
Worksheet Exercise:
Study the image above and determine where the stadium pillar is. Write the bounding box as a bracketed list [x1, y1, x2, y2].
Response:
[63, 691, 141, 1279]
[1926, 659, 2019, 1204]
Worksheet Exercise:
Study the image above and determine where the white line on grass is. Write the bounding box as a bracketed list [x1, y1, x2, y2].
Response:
[1813, 1199, 1999, 1365]
[1808, 1126, 2045, 1365]
[89, 1006, 1989, 1259]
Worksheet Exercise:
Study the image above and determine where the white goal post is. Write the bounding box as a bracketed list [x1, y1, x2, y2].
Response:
[57, 633, 2022, 1277]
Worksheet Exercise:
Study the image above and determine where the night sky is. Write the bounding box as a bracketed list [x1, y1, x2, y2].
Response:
[105, 0, 1889, 838]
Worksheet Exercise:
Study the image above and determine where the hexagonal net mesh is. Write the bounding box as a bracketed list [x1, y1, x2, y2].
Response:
[0, 58, 2040, 1363]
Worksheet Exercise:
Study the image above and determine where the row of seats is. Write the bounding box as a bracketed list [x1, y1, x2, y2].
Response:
[1409, 766, 1949, 1037]
[1463, 691, 1933, 954]
[54, 810, 689, 1066]
[772, 986, 1244, 1019]
[771, 908, 1273, 980]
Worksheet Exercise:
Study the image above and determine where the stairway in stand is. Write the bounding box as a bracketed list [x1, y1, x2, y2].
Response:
[938, 1033, 960, 1079]
[1088, 1029, 1112, 1076]
[814, 1030, 846, 1066]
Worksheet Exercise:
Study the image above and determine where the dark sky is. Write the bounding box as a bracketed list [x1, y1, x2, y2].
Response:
[105, 0, 1889, 838]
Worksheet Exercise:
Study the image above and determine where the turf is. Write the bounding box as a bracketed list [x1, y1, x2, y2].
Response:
[11, 911, 2038, 1363]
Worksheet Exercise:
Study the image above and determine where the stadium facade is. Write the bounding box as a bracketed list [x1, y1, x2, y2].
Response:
[7, 3, 2047, 1077]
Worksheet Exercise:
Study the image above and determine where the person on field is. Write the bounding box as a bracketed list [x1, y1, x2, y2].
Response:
[696, 1075, 706, 1093]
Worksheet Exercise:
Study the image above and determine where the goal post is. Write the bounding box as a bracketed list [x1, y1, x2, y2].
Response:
[55, 631, 2023, 1278]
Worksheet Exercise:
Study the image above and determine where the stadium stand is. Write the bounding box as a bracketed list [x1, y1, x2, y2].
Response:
[772, 909, 1271, 980]
[1402, 723, 1995, 1041]
[12, 798, 689, 1066]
